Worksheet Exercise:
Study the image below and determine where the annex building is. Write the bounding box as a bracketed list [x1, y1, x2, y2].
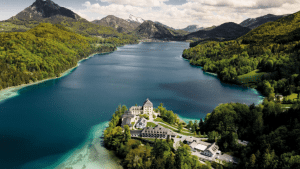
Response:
[188, 138, 220, 157]
[130, 124, 177, 139]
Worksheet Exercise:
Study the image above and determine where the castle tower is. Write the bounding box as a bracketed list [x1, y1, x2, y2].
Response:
[143, 98, 153, 115]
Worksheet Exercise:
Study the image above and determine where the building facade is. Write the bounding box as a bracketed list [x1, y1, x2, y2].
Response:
[129, 98, 154, 116]
[135, 117, 147, 129]
[202, 142, 219, 157]
[121, 98, 156, 128]
[130, 124, 177, 139]
[121, 110, 135, 127]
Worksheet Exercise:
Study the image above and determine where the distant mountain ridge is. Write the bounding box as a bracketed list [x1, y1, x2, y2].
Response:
[134, 20, 174, 39]
[240, 14, 288, 29]
[181, 25, 204, 32]
[154, 21, 175, 30]
[92, 15, 140, 33]
[185, 22, 251, 41]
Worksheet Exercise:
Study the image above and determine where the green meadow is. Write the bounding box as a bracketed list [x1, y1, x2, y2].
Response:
[237, 69, 267, 84]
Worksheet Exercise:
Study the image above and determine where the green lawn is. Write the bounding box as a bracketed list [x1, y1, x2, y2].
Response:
[237, 69, 267, 84]
[286, 93, 299, 101]
[158, 123, 200, 137]
[146, 122, 157, 127]
[154, 117, 164, 122]
[154, 118, 190, 132]
[131, 122, 135, 126]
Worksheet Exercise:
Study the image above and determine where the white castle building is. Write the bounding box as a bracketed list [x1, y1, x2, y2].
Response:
[121, 98, 156, 128]
[129, 98, 154, 116]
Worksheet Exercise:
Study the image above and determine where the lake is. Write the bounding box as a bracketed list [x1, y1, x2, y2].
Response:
[0, 42, 263, 169]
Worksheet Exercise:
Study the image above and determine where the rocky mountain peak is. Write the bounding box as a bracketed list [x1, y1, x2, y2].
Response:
[127, 14, 144, 23]
[11, 0, 79, 20]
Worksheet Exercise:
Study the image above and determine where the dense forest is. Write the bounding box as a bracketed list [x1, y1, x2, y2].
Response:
[197, 99, 300, 169]
[182, 10, 300, 100]
[0, 23, 138, 90]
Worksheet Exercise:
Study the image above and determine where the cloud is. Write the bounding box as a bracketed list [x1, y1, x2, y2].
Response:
[188, 0, 297, 8]
[99, 0, 169, 7]
[74, 0, 300, 29]
[255, 0, 297, 9]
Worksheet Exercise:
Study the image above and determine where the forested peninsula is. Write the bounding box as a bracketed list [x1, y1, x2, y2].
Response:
[182, 10, 300, 102]
[0, 23, 138, 90]
[104, 104, 220, 169]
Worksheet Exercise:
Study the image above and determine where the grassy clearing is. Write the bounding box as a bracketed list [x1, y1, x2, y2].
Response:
[154, 117, 164, 122]
[237, 69, 267, 84]
[286, 93, 299, 101]
[154, 118, 190, 132]
[147, 122, 157, 127]
[158, 123, 199, 137]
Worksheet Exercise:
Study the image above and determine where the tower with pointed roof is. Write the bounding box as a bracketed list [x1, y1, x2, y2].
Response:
[142, 98, 153, 116]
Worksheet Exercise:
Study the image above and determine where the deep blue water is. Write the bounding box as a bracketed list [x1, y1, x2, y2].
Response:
[0, 42, 263, 168]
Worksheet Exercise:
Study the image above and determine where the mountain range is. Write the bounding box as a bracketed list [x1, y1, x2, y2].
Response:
[0, 0, 293, 42]
[3, 0, 119, 37]
[92, 15, 140, 33]
[185, 22, 251, 42]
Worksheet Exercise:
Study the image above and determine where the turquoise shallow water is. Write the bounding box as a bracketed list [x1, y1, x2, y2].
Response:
[0, 42, 263, 168]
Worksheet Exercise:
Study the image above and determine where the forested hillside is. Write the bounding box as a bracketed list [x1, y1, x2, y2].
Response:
[182, 10, 300, 100]
[0, 23, 119, 90]
[197, 100, 300, 168]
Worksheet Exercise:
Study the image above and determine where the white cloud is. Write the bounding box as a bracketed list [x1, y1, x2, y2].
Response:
[99, 0, 169, 7]
[73, 0, 300, 29]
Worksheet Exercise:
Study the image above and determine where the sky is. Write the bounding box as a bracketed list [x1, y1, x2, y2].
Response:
[1, 0, 300, 29]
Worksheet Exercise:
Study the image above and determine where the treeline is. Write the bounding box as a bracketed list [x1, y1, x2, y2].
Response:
[197, 99, 300, 168]
[182, 10, 300, 98]
[103, 105, 213, 169]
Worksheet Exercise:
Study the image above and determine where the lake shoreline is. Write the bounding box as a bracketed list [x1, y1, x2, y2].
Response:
[0, 51, 114, 103]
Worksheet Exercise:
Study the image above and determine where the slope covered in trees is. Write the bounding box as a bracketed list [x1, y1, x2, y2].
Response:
[0, 23, 120, 90]
[198, 100, 300, 169]
[182, 10, 300, 99]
